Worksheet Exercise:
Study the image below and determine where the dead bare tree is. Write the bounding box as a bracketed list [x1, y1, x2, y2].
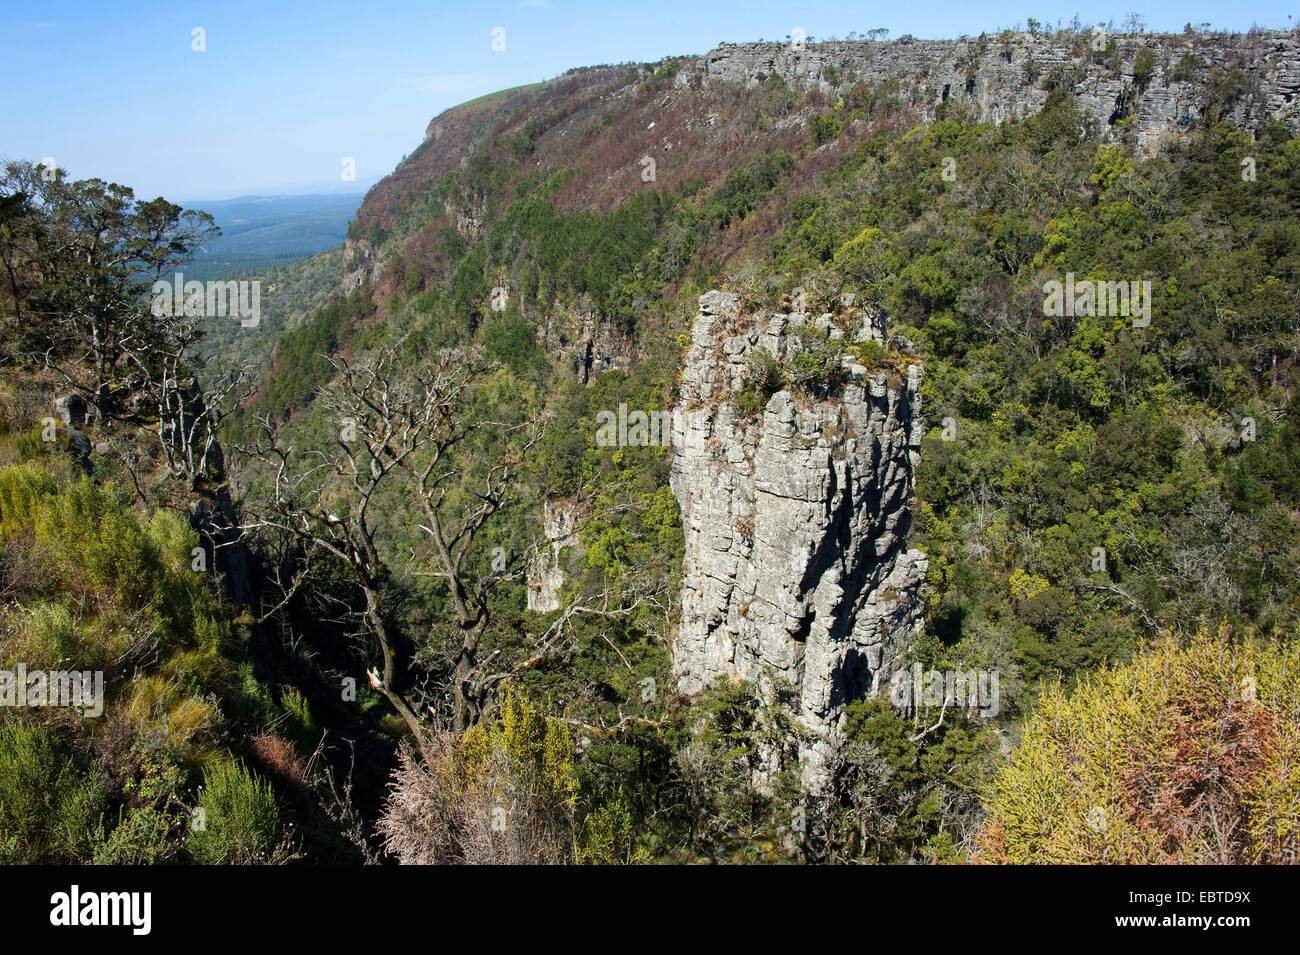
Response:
[240, 339, 558, 756]
[402, 387, 549, 733]
[128, 314, 251, 489]
[239, 342, 485, 761]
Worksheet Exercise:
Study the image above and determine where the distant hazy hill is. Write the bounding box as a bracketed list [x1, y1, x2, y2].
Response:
[178, 192, 367, 280]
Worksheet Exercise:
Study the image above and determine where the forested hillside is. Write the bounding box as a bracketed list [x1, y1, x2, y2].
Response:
[2, 23, 1297, 865]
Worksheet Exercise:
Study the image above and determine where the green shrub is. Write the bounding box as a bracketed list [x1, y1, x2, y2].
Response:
[146, 509, 200, 575]
[279, 687, 318, 755]
[578, 792, 644, 864]
[1169, 53, 1199, 83]
[785, 329, 846, 397]
[93, 807, 176, 864]
[812, 114, 844, 145]
[35, 478, 160, 608]
[734, 347, 784, 416]
[484, 312, 546, 375]
[851, 338, 887, 370]
[0, 720, 105, 862]
[746, 347, 784, 393]
[187, 760, 284, 864]
[0, 461, 56, 537]
[1133, 46, 1156, 89]
[16, 601, 80, 669]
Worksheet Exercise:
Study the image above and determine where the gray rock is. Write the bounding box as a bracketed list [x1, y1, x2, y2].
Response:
[66, 427, 91, 458]
[695, 32, 1300, 151]
[672, 293, 927, 792]
[527, 498, 586, 612]
[53, 394, 87, 429]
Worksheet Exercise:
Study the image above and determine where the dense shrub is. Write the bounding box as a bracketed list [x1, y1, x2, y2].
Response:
[93, 807, 176, 864]
[977, 627, 1300, 863]
[0, 720, 105, 862]
[379, 690, 583, 864]
[0, 461, 56, 538]
[187, 760, 285, 864]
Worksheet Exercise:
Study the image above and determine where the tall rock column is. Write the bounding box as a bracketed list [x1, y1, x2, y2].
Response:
[671, 290, 928, 791]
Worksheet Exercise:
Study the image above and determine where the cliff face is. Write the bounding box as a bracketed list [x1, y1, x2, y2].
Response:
[698, 31, 1300, 152]
[671, 291, 927, 790]
[527, 498, 585, 613]
[338, 31, 1300, 297]
[537, 305, 635, 384]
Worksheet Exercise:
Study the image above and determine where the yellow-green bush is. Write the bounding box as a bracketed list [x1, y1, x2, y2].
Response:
[0, 468, 234, 736]
[461, 687, 579, 814]
[977, 625, 1300, 863]
[35, 477, 161, 610]
[123, 675, 221, 760]
[578, 790, 646, 864]
[7, 601, 79, 670]
[0, 461, 56, 538]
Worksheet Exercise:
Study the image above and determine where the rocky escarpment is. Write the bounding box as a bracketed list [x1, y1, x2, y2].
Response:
[671, 291, 927, 791]
[341, 237, 374, 293]
[697, 30, 1300, 152]
[537, 305, 635, 384]
[527, 498, 585, 612]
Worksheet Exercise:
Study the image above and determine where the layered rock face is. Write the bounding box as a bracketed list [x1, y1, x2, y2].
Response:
[538, 306, 635, 384]
[671, 291, 927, 790]
[696, 31, 1300, 151]
[527, 498, 585, 613]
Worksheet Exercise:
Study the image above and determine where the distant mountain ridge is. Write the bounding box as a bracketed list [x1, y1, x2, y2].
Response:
[177, 191, 370, 281]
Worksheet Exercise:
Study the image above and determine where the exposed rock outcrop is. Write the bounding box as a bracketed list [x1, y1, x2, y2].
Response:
[537, 304, 635, 384]
[527, 498, 585, 613]
[671, 291, 927, 791]
[341, 237, 373, 293]
[451, 199, 487, 239]
[53, 394, 87, 429]
[696, 31, 1300, 152]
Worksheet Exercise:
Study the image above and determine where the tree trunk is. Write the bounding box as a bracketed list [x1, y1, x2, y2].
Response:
[363, 584, 433, 764]
[452, 644, 477, 734]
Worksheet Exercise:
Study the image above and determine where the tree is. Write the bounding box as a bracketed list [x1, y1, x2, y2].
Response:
[1132, 45, 1157, 91]
[242, 343, 473, 759]
[242, 341, 549, 754]
[122, 311, 251, 489]
[401, 362, 548, 732]
[0, 160, 216, 418]
[0, 160, 232, 494]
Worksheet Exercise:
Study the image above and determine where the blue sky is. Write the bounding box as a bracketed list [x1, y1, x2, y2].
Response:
[2, 0, 1294, 200]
